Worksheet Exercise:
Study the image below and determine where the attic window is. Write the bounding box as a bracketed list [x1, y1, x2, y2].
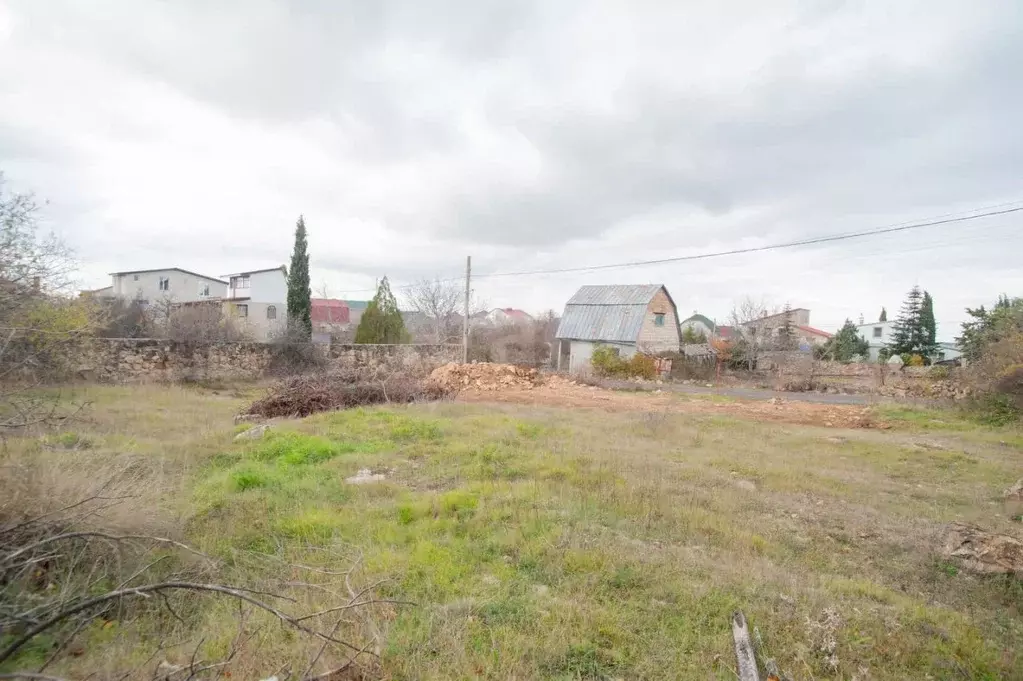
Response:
[158, 276, 170, 291]
[654, 313, 665, 327]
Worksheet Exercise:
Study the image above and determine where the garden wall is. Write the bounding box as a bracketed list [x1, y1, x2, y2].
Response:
[75, 339, 460, 383]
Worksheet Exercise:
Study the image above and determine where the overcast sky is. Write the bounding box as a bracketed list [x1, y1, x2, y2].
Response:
[1, 1, 1021, 339]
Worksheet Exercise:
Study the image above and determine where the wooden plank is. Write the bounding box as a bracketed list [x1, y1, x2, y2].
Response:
[732, 610, 760, 681]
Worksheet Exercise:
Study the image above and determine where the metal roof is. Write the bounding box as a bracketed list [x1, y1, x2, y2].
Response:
[556, 305, 649, 343]
[108, 267, 228, 285]
[556, 284, 671, 343]
[566, 284, 663, 306]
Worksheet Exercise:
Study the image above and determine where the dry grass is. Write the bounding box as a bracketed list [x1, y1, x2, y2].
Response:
[2, 385, 1021, 679]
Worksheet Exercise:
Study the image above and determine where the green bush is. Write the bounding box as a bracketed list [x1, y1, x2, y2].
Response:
[591, 345, 657, 379]
[928, 365, 951, 380]
[968, 393, 1021, 426]
[591, 345, 627, 377]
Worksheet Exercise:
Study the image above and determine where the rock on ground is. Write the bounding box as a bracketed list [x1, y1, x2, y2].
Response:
[346, 468, 386, 484]
[234, 424, 271, 441]
[1005, 479, 1023, 501]
[942, 522, 1023, 576]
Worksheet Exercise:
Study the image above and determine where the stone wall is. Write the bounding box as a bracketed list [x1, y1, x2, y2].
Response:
[76, 339, 460, 383]
[327, 343, 461, 371]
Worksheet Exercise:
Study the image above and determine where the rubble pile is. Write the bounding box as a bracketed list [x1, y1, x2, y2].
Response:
[428, 362, 574, 392]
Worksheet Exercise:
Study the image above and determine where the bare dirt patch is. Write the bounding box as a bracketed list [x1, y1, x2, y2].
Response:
[454, 380, 878, 428]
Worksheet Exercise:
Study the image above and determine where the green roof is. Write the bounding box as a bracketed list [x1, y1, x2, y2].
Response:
[344, 300, 370, 310]
[681, 313, 716, 330]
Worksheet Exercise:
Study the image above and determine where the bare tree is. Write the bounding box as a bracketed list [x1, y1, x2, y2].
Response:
[403, 278, 476, 344]
[0, 174, 103, 428]
[728, 296, 775, 371]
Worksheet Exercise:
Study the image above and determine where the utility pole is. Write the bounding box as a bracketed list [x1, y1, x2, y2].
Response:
[463, 255, 471, 363]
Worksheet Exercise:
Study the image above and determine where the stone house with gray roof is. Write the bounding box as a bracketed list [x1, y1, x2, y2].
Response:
[555, 284, 681, 372]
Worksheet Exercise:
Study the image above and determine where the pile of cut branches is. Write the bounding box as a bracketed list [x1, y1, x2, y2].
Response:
[244, 367, 454, 419]
[0, 493, 397, 680]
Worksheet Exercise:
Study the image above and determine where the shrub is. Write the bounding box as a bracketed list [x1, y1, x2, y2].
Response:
[902, 353, 925, 367]
[591, 345, 626, 377]
[928, 365, 951, 380]
[627, 353, 657, 380]
[967, 393, 1021, 426]
[590, 346, 657, 379]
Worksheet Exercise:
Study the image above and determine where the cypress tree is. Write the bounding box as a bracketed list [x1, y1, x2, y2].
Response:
[286, 215, 312, 339]
[920, 291, 937, 356]
[879, 307, 887, 322]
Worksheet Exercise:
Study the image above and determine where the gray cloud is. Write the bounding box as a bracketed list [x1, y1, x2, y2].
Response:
[1, 0, 1021, 329]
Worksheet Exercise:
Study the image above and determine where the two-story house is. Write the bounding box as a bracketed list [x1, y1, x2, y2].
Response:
[109, 268, 227, 306]
[223, 266, 288, 341]
[856, 321, 895, 361]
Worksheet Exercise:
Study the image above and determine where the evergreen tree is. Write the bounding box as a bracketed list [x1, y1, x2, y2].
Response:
[958, 295, 1023, 361]
[286, 215, 312, 339]
[681, 326, 707, 344]
[822, 319, 870, 362]
[776, 302, 795, 350]
[920, 291, 937, 356]
[879, 307, 887, 322]
[888, 286, 925, 357]
[355, 277, 410, 344]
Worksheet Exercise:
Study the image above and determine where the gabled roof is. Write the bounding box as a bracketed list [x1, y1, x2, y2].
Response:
[556, 284, 677, 343]
[109, 267, 228, 285]
[681, 313, 716, 330]
[566, 284, 663, 306]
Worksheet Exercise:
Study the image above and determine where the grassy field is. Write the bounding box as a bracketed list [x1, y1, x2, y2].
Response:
[2, 385, 1022, 679]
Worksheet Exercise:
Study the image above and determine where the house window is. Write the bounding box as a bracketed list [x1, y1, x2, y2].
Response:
[235, 304, 248, 318]
[133, 274, 139, 281]
[231, 276, 250, 289]
[654, 313, 665, 327]
[158, 276, 170, 291]
[873, 327, 883, 338]
[267, 305, 276, 320]
[198, 284, 210, 297]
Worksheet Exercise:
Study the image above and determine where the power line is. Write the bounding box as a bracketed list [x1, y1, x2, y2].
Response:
[472, 204, 1023, 279]
[333, 200, 1023, 296]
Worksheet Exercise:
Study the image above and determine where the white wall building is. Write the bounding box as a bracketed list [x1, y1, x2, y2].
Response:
[224, 266, 288, 341]
[856, 321, 896, 361]
[109, 268, 227, 305]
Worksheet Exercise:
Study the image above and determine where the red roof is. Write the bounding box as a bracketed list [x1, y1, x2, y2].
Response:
[796, 324, 832, 338]
[501, 308, 532, 321]
[311, 298, 350, 324]
[715, 325, 735, 339]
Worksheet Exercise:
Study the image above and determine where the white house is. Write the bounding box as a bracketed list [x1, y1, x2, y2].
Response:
[856, 321, 962, 363]
[109, 268, 227, 305]
[679, 313, 717, 339]
[856, 321, 895, 361]
[223, 266, 288, 341]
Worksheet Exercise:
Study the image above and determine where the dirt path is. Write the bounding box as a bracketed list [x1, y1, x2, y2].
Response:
[455, 383, 879, 429]
[601, 379, 876, 405]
